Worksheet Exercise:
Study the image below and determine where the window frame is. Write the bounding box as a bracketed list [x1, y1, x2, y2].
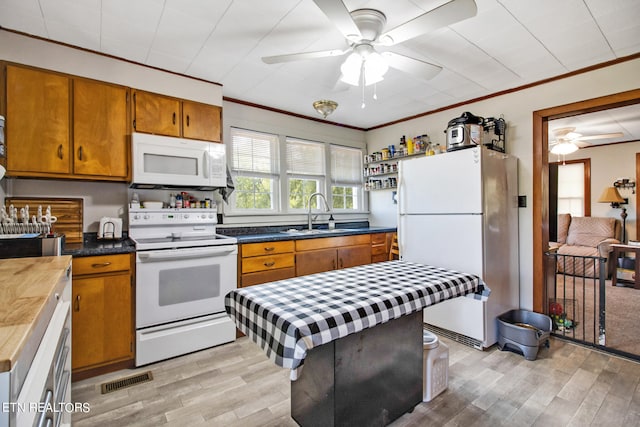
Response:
[226, 127, 365, 216]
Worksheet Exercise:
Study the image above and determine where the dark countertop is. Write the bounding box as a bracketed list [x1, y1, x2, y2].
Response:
[62, 224, 397, 256]
[218, 222, 396, 244]
[62, 233, 136, 257]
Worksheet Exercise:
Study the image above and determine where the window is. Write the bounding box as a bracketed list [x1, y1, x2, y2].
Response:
[228, 127, 364, 214]
[286, 138, 325, 210]
[330, 145, 363, 210]
[557, 161, 589, 217]
[229, 128, 279, 212]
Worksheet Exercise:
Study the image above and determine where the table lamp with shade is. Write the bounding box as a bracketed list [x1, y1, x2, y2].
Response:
[598, 186, 627, 243]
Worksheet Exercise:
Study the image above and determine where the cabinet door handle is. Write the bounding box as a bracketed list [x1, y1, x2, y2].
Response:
[333, 259, 336, 269]
[172, 112, 176, 125]
[91, 262, 111, 268]
[57, 144, 63, 159]
[264, 247, 275, 252]
[186, 115, 190, 127]
[264, 261, 275, 267]
[339, 258, 343, 268]
[78, 146, 83, 161]
[74, 295, 80, 312]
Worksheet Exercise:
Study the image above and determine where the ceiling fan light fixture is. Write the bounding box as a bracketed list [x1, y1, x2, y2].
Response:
[550, 141, 579, 155]
[340, 48, 389, 87]
[313, 99, 338, 119]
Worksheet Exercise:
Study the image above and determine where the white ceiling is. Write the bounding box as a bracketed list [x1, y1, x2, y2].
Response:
[0, 0, 639, 130]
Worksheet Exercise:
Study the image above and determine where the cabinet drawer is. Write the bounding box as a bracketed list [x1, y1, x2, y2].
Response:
[296, 234, 370, 251]
[371, 233, 387, 245]
[73, 254, 131, 276]
[371, 245, 388, 256]
[241, 241, 295, 257]
[242, 253, 295, 274]
[241, 267, 296, 287]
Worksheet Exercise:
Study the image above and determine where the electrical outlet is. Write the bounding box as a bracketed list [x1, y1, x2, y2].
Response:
[518, 195, 527, 208]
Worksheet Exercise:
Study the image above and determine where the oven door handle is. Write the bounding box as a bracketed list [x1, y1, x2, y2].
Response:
[138, 246, 237, 262]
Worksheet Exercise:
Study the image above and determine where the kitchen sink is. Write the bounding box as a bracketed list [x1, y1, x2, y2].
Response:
[280, 229, 360, 236]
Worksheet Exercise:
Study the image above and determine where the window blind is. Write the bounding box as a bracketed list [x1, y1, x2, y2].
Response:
[286, 138, 325, 176]
[330, 145, 362, 184]
[230, 127, 278, 174]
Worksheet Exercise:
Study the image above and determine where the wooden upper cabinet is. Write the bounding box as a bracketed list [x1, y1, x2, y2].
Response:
[132, 90, 222, 142]
[132, 90, 181, 137]
[182, 100, 222, 142]
[6, 65, 71, 175]
[73, 79, 129, 179]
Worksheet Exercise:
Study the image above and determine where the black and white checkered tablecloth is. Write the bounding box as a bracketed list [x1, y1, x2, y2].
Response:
[225, 260, 486, 379]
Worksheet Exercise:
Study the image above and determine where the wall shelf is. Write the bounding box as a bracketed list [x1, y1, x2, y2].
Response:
[364, 150, 441, 191]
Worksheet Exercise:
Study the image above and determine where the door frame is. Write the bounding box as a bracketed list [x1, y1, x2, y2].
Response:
[532, 88, 640, 312]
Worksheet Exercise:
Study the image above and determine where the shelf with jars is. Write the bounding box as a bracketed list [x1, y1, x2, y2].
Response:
[364, 135, 443, 191]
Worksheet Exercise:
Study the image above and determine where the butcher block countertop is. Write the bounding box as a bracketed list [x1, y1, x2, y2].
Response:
[0, 255, 72, 372]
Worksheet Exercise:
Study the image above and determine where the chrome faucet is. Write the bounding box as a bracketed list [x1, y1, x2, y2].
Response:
[307, 192, 330, 231]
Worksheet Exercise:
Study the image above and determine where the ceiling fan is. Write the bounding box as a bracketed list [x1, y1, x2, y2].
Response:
[549, 127, 625, 155]
[262, 0, 478, 87]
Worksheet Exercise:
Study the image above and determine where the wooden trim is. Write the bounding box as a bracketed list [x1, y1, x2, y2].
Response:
[532, 89, 640, 313]
[550, 158, 591, 217]
[222, 97, 367, 131]
[72, 358, 134, 382]
[369, 53, 640, 131]
[637, 153, 640, 242]
[5, 29, 638, 133]
[1, 28, 223, 87]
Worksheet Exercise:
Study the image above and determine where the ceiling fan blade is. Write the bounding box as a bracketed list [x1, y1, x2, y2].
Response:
[313, 0, 362, 41]
[576, 132, 624, 141]
[380, 0, 478, 46]
[382, 52, 442, 80]
[262, 48, 350, 64]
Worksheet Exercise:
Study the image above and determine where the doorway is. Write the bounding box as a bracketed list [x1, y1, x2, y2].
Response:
[533, 89, 640, 359]
[532, 88, 640, 313]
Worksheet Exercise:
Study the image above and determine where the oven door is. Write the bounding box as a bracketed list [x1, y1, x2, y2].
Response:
[136, 244, 238, 328]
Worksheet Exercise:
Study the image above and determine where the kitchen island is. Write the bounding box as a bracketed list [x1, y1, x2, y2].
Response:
[0, 256, 73, 427]
[225, 260, 486, 426]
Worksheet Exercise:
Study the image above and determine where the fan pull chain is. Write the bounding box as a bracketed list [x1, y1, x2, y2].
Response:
[360, 62, 366, 109]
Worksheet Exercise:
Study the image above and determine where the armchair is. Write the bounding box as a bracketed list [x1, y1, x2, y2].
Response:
[553, 214, 621, 278]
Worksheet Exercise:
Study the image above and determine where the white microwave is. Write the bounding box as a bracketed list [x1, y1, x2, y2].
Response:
[131, 133, 227, 189]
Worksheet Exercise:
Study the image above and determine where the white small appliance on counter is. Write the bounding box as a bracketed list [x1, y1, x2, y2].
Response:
[98, 217, 123, 240]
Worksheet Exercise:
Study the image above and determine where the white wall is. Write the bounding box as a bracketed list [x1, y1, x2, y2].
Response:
[560, 141, 640, 241]
[221, 100, 367, 227]
[366, 58, 640, 310]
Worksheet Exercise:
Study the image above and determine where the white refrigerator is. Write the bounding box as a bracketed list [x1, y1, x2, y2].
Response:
[398, 146, 519, 349]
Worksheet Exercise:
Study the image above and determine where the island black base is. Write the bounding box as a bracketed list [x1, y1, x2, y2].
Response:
[291, 311, 423, 427]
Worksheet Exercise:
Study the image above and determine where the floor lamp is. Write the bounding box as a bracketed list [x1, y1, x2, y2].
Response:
[598, 186, 626, 243]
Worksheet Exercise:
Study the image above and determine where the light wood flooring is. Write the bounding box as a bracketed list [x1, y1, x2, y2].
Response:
[72, 335, 640, 426]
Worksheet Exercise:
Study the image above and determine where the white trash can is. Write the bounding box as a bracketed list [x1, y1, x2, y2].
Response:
[423, 330, 449, 402]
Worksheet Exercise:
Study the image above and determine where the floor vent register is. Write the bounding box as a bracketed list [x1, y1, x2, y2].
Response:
[101, 371, 154, 394]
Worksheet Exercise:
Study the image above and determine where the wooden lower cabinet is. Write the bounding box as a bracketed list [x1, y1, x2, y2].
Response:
[296, 248, 337, 276]
[295, 234, 371, 276]
[71, 253, 134, 380]
[239, 240, 296, 288]
[371, 232, 395, 263]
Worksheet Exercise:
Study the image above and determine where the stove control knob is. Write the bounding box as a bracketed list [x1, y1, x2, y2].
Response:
[183, 214, 189, 219]
[143, 214, 150, 220]
[133, 214, 140, 220]
[201, 214, 207, 219]
[209, 214, 215, 219]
